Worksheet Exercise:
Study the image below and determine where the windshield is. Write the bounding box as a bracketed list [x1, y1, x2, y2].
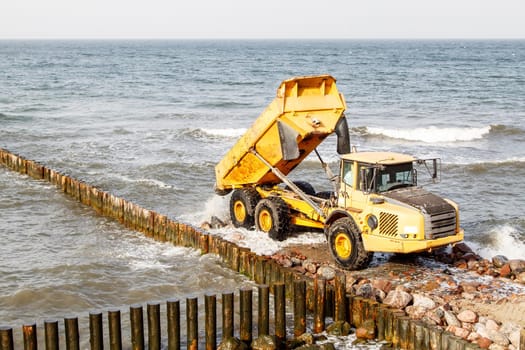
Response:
[376, 163, 415, 192]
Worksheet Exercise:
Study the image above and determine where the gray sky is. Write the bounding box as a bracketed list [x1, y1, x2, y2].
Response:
[1, 0, 524, 39]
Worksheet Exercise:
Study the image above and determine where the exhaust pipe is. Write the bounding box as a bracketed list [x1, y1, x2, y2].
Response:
[335, 115, 350, 154]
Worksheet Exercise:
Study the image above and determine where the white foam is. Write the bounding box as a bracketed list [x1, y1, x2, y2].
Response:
[209, 227, 327, 256]
[108, 173, 175, 189]
[201, 128, 247, 138]
[469, 225, 525, 260]
[367, 125, 491, 143]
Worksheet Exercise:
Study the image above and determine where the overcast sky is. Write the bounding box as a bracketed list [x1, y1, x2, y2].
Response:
[1, 0, 524, 39]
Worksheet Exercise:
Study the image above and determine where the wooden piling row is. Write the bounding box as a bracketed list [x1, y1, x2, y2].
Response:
[0, 148, 518, 350]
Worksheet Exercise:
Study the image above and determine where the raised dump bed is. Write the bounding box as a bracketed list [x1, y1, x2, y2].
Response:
[214, 75, 347, 193]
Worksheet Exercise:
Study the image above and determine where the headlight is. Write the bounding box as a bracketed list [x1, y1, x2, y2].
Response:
[367, 215, 378, 230]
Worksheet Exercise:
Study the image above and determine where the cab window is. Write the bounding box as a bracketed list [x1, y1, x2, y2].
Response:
[342, 160, 354, 187]
[377, 163, 414, 192]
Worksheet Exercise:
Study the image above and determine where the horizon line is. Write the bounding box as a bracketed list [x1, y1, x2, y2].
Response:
[1, 37, 525, 41]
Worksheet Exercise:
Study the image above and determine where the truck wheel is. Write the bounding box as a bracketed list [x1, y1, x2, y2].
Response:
[286, 181, 316, 195]
[230, 188, 260, 229]
[328, 217, 373, 270]
[255, 197, 290, 241]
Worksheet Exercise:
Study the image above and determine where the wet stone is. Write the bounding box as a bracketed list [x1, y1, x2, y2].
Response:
[491, 255, 509, 268]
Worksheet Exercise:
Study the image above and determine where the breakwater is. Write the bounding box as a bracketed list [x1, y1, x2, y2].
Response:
[1, 147, 523, 350]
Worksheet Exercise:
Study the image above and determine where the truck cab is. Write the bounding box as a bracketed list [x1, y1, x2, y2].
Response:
[325, 151, 464, 269]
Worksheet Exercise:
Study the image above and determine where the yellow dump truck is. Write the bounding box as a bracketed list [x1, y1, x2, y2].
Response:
[215, 75, 464, 269]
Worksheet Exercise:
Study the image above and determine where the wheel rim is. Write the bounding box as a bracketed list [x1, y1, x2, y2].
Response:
[233, 201, 246, 222]
[334, 233, 351, 259]
[258, 209, 273, 232]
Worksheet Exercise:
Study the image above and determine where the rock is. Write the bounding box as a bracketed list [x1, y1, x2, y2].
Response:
[374, 288, 386, 302]
[218, 337, 248, 350]
[476, 337, 492, 349]
[355, 319, 375, 340]
[457, 310, 478, 323]
[355, 283, 374, 299]
[516, 271, 525, 284]
[371, 279, 393, 294]
[499, 264, 512, 278]
[486, 329, 509, 347]
[405, 305, 427, 319]
[447, 325, 470, 339]
[444, 310, 461, 327]
[453, 242, 474, 254]
[508, 259, 525, 272]
[500, 322, 521, 348]
[326, 321, 351, 336]
[287, 333, 314, 349]
[251, 335, 278, 350]
[317, 266, 335, 280]
[412, 294, 436, 310]
[291, 257, 304, 266]
[467, 332, 480, 342]
[302, 259, 317, 274]
[485, 319, 500, 331]
[383, 290, 413, 309]
[317, 343, 336, 350]
[487, 344, 505, 350]
[421, 280, 440, 292]
[492, 255, 509, 268]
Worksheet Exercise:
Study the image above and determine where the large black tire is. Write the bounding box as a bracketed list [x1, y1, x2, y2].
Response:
[285, 181, 316, 195]
[229, 188, 260, 229]
[327, 217, 373, 270]
[254, 197, 290, 241]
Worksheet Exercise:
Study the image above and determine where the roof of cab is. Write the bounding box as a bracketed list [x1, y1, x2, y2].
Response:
[340, 151, 416, 165]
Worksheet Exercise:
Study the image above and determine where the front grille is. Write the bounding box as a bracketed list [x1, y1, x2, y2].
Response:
[429, 210, 457, 239]
[379, 212, 398, 237]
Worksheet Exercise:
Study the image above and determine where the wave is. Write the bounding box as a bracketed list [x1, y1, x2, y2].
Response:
[108, 173, 175, 190]
[352, 124, 523, 143]
[445, 158, 525, 173]
[468, 224, 525, 260]
[194, 127, 247, 139]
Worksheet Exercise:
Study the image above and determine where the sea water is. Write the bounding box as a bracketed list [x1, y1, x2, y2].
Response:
[1, 40, 524, 335]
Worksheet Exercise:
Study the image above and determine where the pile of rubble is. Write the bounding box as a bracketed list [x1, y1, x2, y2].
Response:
[271, 243, 525, 350]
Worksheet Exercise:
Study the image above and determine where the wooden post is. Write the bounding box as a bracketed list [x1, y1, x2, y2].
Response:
[221, 293, 234, 341]
[520, 328, 525, 350]
[293, 280, 306, 337]
[351, 296, 363, 327]
[334, 273, 346, 322]
[238, 248, 252, 278]
[429, 325, 443, 350]
[205, 294, 216, 350]
[64, 317, 80, 350]
[229, 245, 239, 271]
[273, 283, 286, 343]
[89, 311, 104, 350]
[239, 287, 253, 346]
[187, 297, 198, 350]
[108, 309, 122, 350]
[130, 305, 144, 350]
[376, 305, 389, 341]
[313, 277, 326, 334]
[167, 299, 181, 350]
[258, 285, 269, 336]
[44, 320, 59, 350]
[0, 326, 13, 350]
[254, 256, 266, 285]
[23, 323, 37, 350]
[148, 302, 161, 350]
